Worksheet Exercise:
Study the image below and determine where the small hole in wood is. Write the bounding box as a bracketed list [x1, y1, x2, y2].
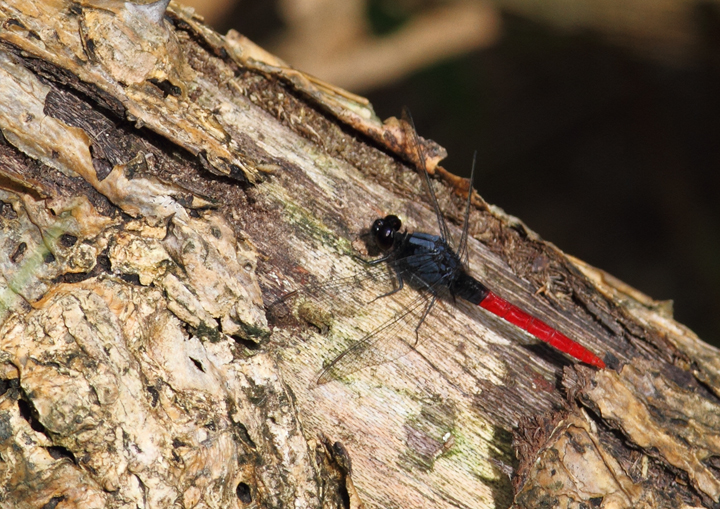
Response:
[189, 357, 205, 373]
[236, 482, 252, 504]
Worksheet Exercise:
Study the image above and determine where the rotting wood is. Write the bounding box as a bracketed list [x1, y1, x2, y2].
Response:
[0, 1, 719, 508]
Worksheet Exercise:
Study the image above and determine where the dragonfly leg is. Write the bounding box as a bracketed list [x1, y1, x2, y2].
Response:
[353, 252, 395, 266]
[413, 294, 437, 345]
[368, 274, 404, 303]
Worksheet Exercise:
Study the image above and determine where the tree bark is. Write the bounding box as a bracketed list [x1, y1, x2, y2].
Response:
[0, 1, 719, 508]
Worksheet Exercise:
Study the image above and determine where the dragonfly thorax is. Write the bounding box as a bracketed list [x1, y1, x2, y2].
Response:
[391, 230, 466, 293]
[371, 214, 467, 293]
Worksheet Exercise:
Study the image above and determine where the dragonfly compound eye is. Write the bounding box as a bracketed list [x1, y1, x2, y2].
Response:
[371, 215, 401, 250]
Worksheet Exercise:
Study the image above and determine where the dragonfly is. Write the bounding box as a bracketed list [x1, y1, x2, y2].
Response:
[274, 109, 606, 385]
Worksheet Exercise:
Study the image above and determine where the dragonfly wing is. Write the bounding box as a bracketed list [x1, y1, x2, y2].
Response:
[268, 260, 401, 325]
[270, 249, 453, 384]
[270, 250, 449, 322]
[401, 108, 454, 246]
[316, 289, 435, 385]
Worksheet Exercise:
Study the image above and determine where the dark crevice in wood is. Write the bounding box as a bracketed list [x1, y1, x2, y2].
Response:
[10, 241, 26, 263]
[189, 357, 205, 373]
[40, 496, 65, 509]
[146, 385, 160, 408]
[0, 378, 19, 399]
[147, 77, 182, 98]
[50, 253, 111, 285]
[45, 445, 77, 464]
[17, 397, 47, 435]
[1, 41, 126, 119]
[117, 272, 142, 286]
[235, 482, 252, 504]
[0, 199, 18, 219]
[0, 132, 118, 218]
[58, 234, 77, 248]
[231, 421, 257, 450]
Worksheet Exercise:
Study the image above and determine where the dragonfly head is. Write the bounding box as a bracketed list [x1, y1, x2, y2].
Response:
[371, 215, 402, 251]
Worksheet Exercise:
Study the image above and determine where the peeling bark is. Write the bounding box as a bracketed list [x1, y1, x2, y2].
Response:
[0, 1, 719, 508]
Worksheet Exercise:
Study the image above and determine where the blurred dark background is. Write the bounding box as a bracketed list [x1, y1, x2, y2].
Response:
[198, 0, 720, 346]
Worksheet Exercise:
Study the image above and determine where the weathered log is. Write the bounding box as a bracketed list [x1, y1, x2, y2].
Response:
[1, 1, 719, 508]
